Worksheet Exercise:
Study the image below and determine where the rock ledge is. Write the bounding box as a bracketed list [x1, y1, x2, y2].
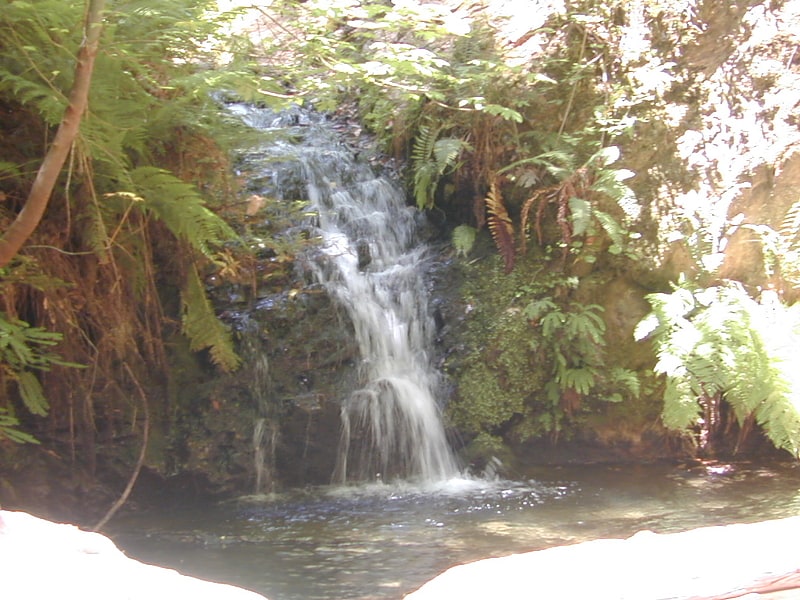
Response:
[0, 510, 267, 600]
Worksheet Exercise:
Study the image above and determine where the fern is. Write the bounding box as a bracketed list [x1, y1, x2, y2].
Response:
[181, 264, 241, 372]
[780, 200, 800, 240]
[433, 137, 466, 168]
[525, 298, 619, 404]
[637, 281, 800, 456]
[662, 377, 702, 431]
[484, 180, 515, 273]
[558, 367, 595, 395]
[569, 197, 592, 237]
[412, 122, 470, 209]
[452, 224, 477, 257]
[412, 124, 439, 209]
[519, 187, 551, 254]
[0, 408, 39, 444]
[0, 312, 81, 418]
[593, 209, 625, 254]
[129, 167, 238, 260]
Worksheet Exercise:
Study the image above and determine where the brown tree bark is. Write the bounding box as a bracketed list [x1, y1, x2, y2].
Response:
[0, 0, 106, 268]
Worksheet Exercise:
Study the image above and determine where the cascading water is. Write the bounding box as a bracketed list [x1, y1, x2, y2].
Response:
[304, 147, 459, 484]
[231, 103, 460, 484]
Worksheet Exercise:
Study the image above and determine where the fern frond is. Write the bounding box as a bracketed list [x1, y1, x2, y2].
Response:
[756, 391, 800, 457]
[76, 199, 112, 263]
[484, 180, 515, 273]
[433, 137, 468, 169]
[15, 371, 49, 417]
[411, 124, 437, 165]
[558, 367, 595, 395]
[609, 367, 640, 397]
[0, 161, 22, 179]
[181, 265, 241, 372]
[413, 162, 438, 209]
[130, 166, 238, 260]
[780, 200, 800, 240]
[662, 377, 701, 430]
[0, 71, 66, 125]
[452, 224, 477, 257]
[0, 408, 39, 444]
[568, 197, 592, 237]
[593, 209, 625, 254]
[412, 124, 439, 209]
[519, 187, 554, 254]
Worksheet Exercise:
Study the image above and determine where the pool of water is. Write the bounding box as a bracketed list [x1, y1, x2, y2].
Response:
[108, 461, 800, 600]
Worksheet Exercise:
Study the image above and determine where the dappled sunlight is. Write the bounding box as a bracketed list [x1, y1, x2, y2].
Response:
[655, 1, 800, 265]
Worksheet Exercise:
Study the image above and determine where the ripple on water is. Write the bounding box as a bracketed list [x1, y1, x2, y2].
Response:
[109, 463, 800, 600]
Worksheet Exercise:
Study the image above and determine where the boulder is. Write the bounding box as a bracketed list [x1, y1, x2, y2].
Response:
[0, 510, 267, 600]
[406, 517, 800, 599]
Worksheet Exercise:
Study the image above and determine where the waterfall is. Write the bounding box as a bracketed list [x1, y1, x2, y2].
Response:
[231, 103, 459, 485]
[301, 136, 460, 484]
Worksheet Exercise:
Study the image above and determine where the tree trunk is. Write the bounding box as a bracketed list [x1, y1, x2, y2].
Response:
[0, 0, 106, 268]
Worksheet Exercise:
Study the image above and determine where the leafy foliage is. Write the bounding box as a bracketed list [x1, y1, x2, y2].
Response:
[484, 180, 515, 273]
[0, 311, 83, 442]
[526, 297, 637, 422]
[450, 265, 638, 445]
[517, 146, 636, 266]
[182, 265, 240, 373]
[411, 124, 470, 209]
[127, 167, 239, 260]
[0, 312, 81, 417]
[452, 224, 477, 257]
[0, 0, 278, 451]
[0, 408, 38, 444]
[636, 281, 800, 456]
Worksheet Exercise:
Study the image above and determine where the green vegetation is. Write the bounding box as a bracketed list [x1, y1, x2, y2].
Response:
[0, 1, 286, 453]
[450, 262, 639, 459]
[636, 281, 800, 457]
[0, 312, 82, 443]
[2, 0, 800, 488]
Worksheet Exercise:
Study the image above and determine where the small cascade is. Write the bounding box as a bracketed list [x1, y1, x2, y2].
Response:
[240, 316, 276, 494]
[231, 103, 459, 484]
[301, 134, 459, 484]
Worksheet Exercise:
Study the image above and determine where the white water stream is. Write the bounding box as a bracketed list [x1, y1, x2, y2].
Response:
[229, 102, 459, 484]
[300, 140, 459, 483]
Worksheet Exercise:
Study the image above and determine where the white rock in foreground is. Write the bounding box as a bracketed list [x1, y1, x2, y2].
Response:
[0, 510, 268, 600]
[406, 516, 800, 600]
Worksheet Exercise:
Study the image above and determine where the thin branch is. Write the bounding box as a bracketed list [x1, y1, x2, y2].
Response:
[0, 0, 106, 268]
[92, 362, 150, 531]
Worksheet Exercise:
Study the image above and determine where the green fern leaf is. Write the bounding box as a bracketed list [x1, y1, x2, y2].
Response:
[568, 197, 592, 237]
[481, 103, 523, 123]
[412, 124, 439, 209]
[609, 367, 640, 397]
[662, 377, 701, 430]
[593, 209, 625, 253]
[16, 371, 49, 416]
[452, 224, 477, 257]
[0, 408, 39, 444]
[433, 137, 468, 169]
[524, 298, 558, 321]
[130, 166, 238, 259]
[559, 367, 595, 395]
[181, 265, 240, 372]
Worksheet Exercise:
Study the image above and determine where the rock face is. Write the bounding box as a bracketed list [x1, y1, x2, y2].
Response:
[0, 510, 267, 600]
[405, 517, 800, 600]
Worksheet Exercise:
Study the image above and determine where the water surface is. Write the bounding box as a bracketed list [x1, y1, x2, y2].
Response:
[110, 461, 800, 600]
